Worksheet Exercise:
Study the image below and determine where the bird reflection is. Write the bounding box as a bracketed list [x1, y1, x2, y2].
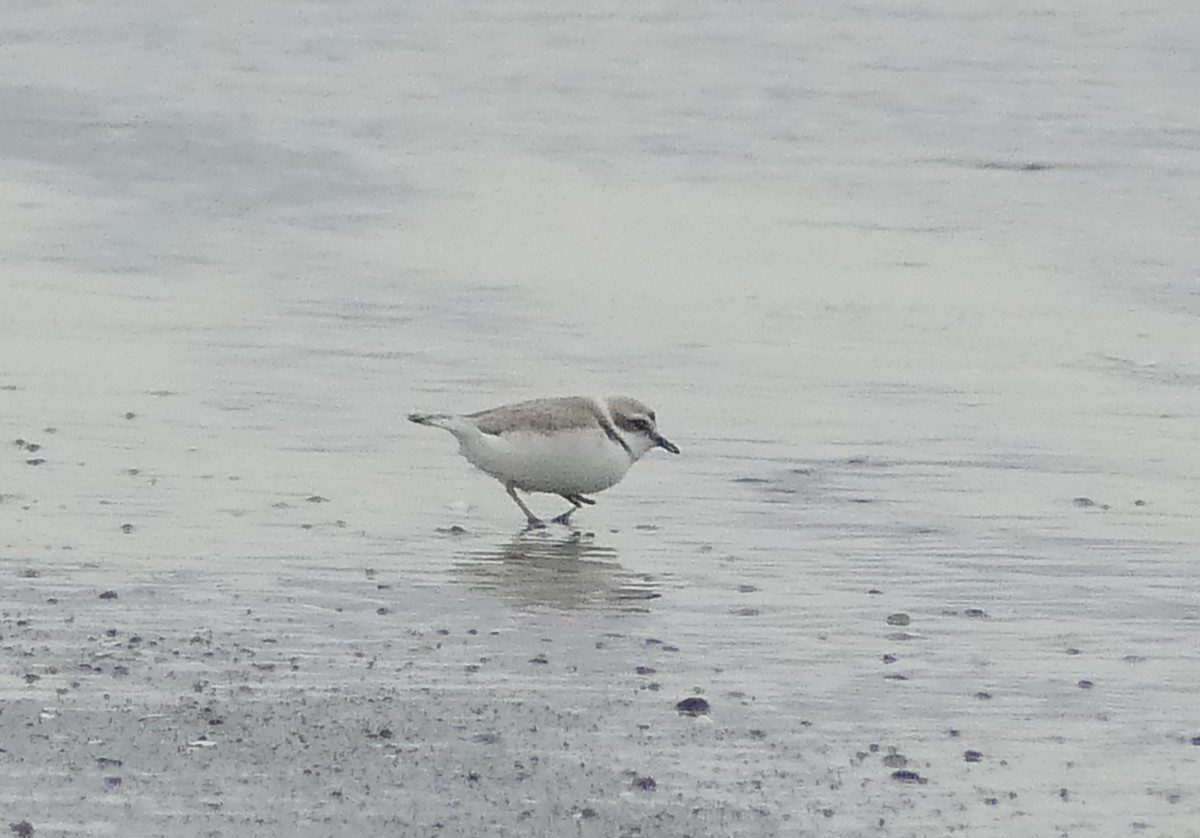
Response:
[453, 529, 660, 611]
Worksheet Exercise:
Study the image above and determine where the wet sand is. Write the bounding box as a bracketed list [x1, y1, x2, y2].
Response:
[4, 306, 1197, 836]
[4, 1, 1200, 835]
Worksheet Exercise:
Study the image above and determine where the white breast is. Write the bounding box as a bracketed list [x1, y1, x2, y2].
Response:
[458, 426, 632, 495]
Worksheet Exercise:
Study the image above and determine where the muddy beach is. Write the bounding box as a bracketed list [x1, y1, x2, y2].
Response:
[4, 1, 1200, 835]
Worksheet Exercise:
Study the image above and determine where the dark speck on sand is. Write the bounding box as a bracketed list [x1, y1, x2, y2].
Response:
[675, 697, 711, 716]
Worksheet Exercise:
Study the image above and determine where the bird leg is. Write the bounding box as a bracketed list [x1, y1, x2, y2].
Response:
[551, 493, 595, 525]
[505, 483, 545, 529]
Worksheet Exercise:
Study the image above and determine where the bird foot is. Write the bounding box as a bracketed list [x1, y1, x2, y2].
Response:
[550, 511, 575, 525]
[524, 517, 547, 530]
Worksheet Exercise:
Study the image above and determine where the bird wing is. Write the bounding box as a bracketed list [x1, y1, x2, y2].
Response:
[467, 397, 600, 436]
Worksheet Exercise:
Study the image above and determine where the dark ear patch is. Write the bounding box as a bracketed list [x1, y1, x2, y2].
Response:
[647, 410, 656, 422]
[599, 416, 634, 457]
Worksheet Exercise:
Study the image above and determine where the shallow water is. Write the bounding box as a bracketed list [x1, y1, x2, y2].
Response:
[3, 1, 1200, 835]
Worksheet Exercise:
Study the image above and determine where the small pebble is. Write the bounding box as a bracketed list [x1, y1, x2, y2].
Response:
[633, 776, 657, 791]
[974, 691, 992, 700]
[964, 750, 983, 763]
[964, 608, 987, 618]
[1077, 679, 1094, 689]
[98, 590, 118, 600]
[120, 523, 134, 534]
[890, 770, 926, 784]
[886, 613, 911, 626]
[882, 654, 897, 664]
[675, 697, 711, 717]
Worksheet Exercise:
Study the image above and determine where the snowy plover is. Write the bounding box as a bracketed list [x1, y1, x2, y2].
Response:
[409, 395, 679, 528]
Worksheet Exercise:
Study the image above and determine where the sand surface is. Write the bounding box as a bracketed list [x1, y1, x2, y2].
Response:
[3, 1, 1200, 836]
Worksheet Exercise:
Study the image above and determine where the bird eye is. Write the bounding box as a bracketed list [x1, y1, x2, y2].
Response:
[631, 417, 651, 431]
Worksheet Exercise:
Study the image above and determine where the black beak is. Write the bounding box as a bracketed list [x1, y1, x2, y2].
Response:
[654, 434, 680, 454]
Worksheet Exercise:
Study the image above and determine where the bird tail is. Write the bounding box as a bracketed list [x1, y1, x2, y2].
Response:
[408, 412, 449, 426]
[409, 412, 466, 434]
